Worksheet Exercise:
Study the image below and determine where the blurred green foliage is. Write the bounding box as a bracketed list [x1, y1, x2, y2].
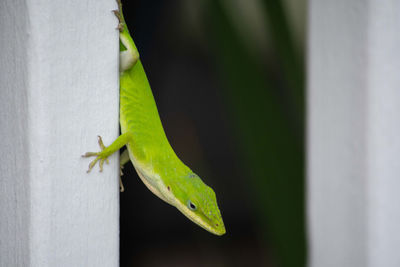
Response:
[205, 1, 305, 266]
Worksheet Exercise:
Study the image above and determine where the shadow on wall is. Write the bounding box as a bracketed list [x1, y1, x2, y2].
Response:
[119, 0, 306, 266]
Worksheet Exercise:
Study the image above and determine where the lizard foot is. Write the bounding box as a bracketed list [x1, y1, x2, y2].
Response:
[119, 177, 125, 192]
[112, 10, 123, 32]
[82, 135, 110, 173]
[112, 0, 124, 32]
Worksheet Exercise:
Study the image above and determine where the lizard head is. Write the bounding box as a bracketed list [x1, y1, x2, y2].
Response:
[169, 172, 226, 236]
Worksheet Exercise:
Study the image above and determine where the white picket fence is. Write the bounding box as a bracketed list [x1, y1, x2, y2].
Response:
[308, 0, 400, 266]
[0, 0, 120, 266]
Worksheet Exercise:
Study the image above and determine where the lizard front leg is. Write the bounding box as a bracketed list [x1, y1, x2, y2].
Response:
[82, 132, 133, 173]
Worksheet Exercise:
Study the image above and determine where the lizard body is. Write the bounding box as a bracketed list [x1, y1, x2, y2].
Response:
[83, 0, 225, 236]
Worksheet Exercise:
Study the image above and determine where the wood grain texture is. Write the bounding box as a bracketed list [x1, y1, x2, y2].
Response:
[0, 0, 120, 266]
[308, 0, 400, 266]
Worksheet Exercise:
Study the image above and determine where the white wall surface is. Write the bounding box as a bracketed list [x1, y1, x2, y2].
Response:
[308, 0, 400, 267]
[0, 0, 120, 266]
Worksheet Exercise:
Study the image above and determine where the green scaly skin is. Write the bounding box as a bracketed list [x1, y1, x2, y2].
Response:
[83, 0, 225, 236]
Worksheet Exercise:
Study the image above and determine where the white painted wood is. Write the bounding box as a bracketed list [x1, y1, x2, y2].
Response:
[308, 1, 400, 267]
[0, 0, 120, 266]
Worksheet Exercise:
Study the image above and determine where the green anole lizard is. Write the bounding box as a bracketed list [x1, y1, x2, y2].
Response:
[83, 0, 225, 236]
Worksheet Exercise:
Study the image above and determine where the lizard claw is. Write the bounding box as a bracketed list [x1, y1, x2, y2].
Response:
[112, 9, 120, 19]
[119, 163, 125, 192]
[112, 0, 124, 32]
[120, 165, 124, 176]
[112, 10, 123, 32]
[82, 135, 110, 173]
[119, 177, 125, 192]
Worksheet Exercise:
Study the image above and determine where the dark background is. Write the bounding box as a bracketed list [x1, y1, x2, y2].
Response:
[119, 1, 306, 266]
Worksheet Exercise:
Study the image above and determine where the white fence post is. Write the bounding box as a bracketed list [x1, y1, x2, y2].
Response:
[308, 0, 400, 267]
[0, 0, 120, 266]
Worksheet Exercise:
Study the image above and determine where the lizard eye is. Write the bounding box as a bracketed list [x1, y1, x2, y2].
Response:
[187, 200, 197, 211]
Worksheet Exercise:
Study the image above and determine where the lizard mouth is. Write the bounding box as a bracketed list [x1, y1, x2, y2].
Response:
[174, 201, 226, 236]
